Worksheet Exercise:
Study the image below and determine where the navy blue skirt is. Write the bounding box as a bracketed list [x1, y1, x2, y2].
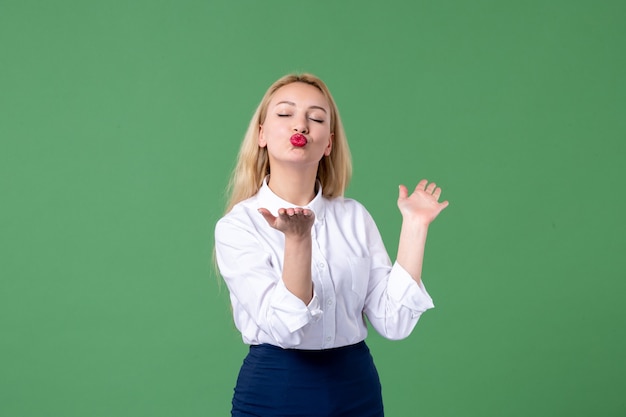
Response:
[232, 341, 384, 417]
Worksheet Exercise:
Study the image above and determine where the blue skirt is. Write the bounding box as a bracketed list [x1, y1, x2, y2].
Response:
[232, 341, 384, 417]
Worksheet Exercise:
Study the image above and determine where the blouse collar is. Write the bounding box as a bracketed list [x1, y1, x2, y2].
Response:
[257, 176, 326, 223]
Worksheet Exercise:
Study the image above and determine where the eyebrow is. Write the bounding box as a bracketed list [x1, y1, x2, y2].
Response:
[275, 101, 328, 113]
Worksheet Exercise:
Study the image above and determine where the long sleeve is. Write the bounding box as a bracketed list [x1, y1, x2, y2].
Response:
[215, 214, 322, 348]
[342, 205, 435, 340]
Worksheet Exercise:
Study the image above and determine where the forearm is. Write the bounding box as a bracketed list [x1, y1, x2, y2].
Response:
[396, 217, 430, 285]
[282, 235, 313, 304]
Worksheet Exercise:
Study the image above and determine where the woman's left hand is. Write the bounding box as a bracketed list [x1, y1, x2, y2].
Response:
[397, 179, 449, 226]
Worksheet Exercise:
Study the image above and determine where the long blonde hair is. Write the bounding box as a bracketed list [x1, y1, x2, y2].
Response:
[224, 73, 352, 213]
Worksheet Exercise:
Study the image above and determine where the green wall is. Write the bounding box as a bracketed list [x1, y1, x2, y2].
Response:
[2, 1, 625, 416]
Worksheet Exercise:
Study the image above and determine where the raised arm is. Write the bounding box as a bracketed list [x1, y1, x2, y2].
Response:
[396, 179, 449, 285]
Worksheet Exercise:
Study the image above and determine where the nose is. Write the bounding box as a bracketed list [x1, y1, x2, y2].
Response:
[293, 117, 308, 134]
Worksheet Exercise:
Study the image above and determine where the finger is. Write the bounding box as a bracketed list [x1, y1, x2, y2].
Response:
[439, 200, 450, 210]
[277, 208, 294, 220]
[433, 187, 442, 200]
[258, 208, 277, 225]
[398, 184, 408, 199]
[426, 182, 437, 194]
[302, 208, 314, 217]
[284, 208, 295, 217]
[415, 179, 428, 192]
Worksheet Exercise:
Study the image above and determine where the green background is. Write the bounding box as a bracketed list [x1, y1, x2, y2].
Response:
[1, 0, 625, 416]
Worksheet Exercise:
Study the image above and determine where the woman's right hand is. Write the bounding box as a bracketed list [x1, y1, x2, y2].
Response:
[258, 207, 315, 238]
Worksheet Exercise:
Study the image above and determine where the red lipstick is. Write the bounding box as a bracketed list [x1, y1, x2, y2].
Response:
[290, 133, 307, 147]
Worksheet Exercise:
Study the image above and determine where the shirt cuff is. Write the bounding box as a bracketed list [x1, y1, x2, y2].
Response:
[270, 280, 322, 333]
[387, 262, 435, 314]
[307, 292, 323, 322]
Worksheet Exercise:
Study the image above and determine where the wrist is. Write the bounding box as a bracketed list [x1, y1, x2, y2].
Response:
[401, 215, 431, 230]
[284, 233, 313, 244]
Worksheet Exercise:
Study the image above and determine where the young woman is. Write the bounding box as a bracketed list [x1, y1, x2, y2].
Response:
[214, 73, 449, 417]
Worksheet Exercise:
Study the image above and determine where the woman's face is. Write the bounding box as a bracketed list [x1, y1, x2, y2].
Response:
[259, 82, 333, 171]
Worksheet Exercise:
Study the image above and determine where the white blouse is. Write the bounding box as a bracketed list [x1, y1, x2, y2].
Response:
[214, 179, 434, 350]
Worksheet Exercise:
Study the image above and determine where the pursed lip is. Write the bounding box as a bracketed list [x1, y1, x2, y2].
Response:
[290, 133, 308, 147]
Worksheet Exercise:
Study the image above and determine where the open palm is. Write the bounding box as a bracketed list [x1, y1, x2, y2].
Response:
[397, 179, 449, 225]
[258, 207, 315, 238]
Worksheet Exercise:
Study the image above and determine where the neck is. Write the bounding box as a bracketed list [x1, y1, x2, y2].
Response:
[267, 165, 318, 206]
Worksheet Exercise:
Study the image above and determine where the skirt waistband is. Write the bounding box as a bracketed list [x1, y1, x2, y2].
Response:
[250, 340, 367, 355]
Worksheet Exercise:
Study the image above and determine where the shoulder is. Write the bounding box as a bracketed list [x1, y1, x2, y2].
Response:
[325, 195, 363, 208]
[215, 194, 261, 233]
[324, 196, 374, 220]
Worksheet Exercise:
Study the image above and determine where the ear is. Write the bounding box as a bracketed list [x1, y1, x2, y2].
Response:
[258, 125, 267, 148]
[324, 132, 334, 156]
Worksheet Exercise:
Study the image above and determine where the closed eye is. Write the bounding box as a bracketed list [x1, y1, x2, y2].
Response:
[309, 118, 324, 123]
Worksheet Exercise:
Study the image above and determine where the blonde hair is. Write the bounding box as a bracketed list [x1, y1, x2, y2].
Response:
[224, 73, 352, 213]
